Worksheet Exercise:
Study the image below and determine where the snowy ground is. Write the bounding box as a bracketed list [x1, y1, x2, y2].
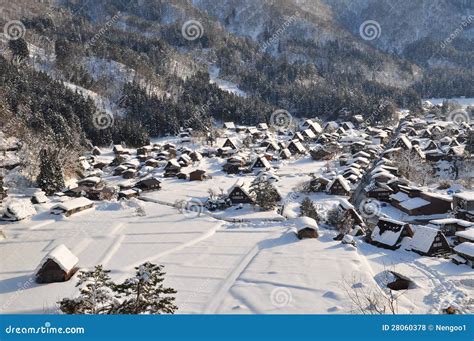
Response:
[1, 197, 472, 314]
[1, 133, 473, 314]
[426, 97, 474, 108]
[209, 66, 247, 97]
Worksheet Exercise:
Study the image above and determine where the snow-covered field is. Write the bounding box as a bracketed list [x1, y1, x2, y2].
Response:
[1, 182, 472, 314]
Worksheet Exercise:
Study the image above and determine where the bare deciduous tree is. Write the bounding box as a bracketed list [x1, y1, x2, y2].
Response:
[341, 270, 406, 314]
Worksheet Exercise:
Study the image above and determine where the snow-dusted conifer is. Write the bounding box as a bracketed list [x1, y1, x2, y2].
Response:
[37, 149, 65, 195]
[113, 262, 177, 314]
[58, 265, 114, 314]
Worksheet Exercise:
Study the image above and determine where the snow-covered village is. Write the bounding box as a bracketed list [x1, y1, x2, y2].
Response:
[1, 99, 473, 315]
[0, 0, 473, 322]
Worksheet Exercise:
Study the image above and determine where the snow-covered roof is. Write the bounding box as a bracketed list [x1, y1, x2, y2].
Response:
[399, 197, 430, 210]
[398, 135, 412, 149]
[328, 175, 351, 192]
[178, 154, 192, 162]
[224, 122, 235, 129]
[295, 217, 318, 232]
[454, 192, 474, 201]
[302, 129, 316, 138]
[453, 242, 474, 258]
[288, 140, 306, 152]
[339, 198, 355, 210]
[353, 151, 370, 158]
[252, 156, 271, 169]
[383, 147, 402, 154]
[430, 218, 473, 227]
[167, 159, 181, 168]
[32, 191, 48, 204]
[410, 225, 441, 253]
[227, 182, 251, 197]
[255, 170, 280, 183]
[37, 244, 78, 273]
[371, 171, 395, 181]
[343, 167, 362, 176]
[390, 192, 410, 202]
[371, 226, 402, 247]
[51, 197, 93, 212]
[3, 200, 36, 220]
[342, 234, 354, 244]
[77, 176, 101, 185]
[455, 229, 474, 241]
[123, 159, 140, 168]
[422, 192, 451, 202]
[120, 189, 140, 196]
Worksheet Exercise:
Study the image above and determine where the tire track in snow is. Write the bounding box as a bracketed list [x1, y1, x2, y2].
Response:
[121, 219, 223, 270]
[203, 229, 283, 314]
[96, 223, 126, 266]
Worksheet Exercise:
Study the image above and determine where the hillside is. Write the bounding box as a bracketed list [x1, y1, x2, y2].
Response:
[0, 0, 472, 185]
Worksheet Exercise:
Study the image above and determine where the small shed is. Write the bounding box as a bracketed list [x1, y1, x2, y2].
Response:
[134, 178, 161, 191]
[35, 244, 78, 284]
[122, 169, 137, 179]
[295, 216, 319, 239]
[189, 170, 207, 181]
[455, 229, 474, 244]
[145, 158, 159, 167]
[50, 197, 94, 217]
[118, 188, 140, 200]
[164, 159, 181, 177]
[453, 243, 474, 268]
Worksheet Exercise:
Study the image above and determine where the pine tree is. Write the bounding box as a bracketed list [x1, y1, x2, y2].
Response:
[300, 197, 319, 221]
[326, 207, 355, 234]
[36, 149, 65, 195]
[113, 262, 177, 314]
[249, 178, 280, 210]
[58, 265, 115, 314]
[8, 38, 29, 62]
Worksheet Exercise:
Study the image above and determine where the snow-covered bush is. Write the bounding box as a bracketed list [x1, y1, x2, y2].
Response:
[300, 197, 319, 222]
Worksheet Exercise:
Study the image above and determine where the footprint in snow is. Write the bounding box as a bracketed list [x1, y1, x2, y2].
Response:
[322, 291, 341, 300]
[351, 282, 365, 289]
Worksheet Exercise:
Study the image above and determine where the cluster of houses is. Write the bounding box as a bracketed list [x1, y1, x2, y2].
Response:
[362, 106, 474, 267]
[1, 103, 473, 270]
